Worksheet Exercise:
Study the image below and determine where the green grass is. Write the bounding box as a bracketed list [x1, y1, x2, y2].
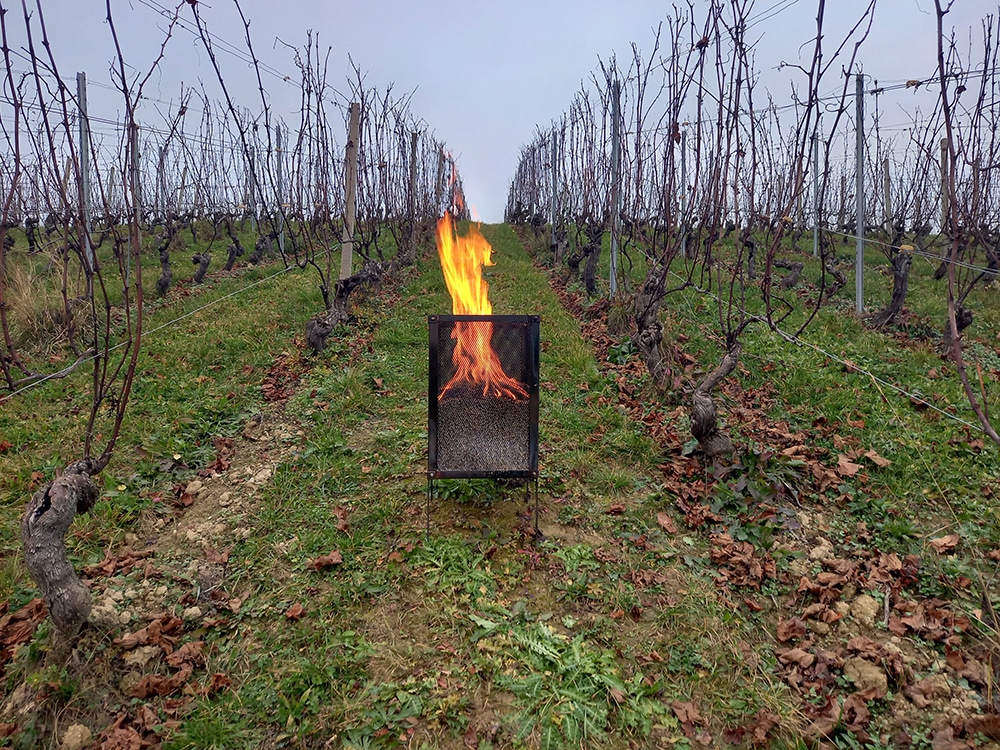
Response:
[2, 220, 998, 749]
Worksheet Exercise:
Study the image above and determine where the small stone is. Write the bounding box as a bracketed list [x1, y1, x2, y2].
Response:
[808, 620, 831, 635]
[186, 529, 199, 542]
[124, 533, 140, 547]
[842, 582, 858, 601]
[182, 606, 203, 621]
[843, 657, 888, 694]
[119, 672, 142, 695]
[60, 724, 92, 750]
[788, 558, 811, 578]
[108, 589, 124, 603]
[808, 537, 835, 562]
[123, 587, 137, 600]
[252, 467, 272, 483]
[219, 492, 232, 507]
[153, 585, 168, 599]
[186, 480, 205, 496]
[921, 673, 951, 699]
[123, 646, 161, 669]
[850, 594, 880, 626]
[2, 683, 37, 719]
[883, 641, 904, 659]
[89, 602, 120, 627]
[833, 601, 851, 617]
[119, 609, 134, 625]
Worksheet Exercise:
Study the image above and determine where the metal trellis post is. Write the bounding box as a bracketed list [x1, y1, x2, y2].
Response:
[855, 74, 864, 315]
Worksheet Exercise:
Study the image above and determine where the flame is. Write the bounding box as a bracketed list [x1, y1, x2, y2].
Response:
[436, 212, 528, 401]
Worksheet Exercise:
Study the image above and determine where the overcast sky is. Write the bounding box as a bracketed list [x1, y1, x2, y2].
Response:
[4, 0, 987, 221]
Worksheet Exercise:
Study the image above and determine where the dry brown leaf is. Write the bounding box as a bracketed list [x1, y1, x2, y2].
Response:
[671, 700, 705, 725]
[310, 550, 343, 570]
[966, 715, 1000, 740]
[863, 449, 891, 468]
[285, 602, 306, 620]
[836, 454, 861, 476]
[776, 617, 807, 643]
[332, 506, 350, 533]
[205, 547, 231, 565]
[929, 534, 960, 553]
[776, 647, 815, 667]
[166, 640, 205, 669]
[656, 512, 677, 533]
[129, 667, 192, 698]
[751, 710, 779, 747]
[930, 726, 972, 750]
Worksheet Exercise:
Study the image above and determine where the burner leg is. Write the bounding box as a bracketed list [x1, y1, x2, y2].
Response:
[426, 477, 433, 540]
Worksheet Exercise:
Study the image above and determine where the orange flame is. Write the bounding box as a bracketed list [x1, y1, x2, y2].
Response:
[436, 213, 528, 401]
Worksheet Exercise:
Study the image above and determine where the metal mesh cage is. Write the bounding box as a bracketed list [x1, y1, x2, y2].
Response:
[428, 315, 539, 478]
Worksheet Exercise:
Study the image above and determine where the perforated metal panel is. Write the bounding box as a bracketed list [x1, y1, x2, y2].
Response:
[428, 315, 539, 478]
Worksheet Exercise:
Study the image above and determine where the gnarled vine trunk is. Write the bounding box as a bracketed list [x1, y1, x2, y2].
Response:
[633, 258, 670, 389]
[306, 260, 391, 353]
[20, 460, 100, 636]
[870, 249, 912, 328]
[690, 339, 741, 459]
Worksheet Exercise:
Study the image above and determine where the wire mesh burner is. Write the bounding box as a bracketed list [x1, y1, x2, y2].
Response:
[427, 314, 540, 531]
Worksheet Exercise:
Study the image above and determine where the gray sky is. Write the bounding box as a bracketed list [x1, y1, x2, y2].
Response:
[7, 0, 987, 221]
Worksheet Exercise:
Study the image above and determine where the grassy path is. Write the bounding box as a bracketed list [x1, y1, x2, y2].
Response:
[161, 225, 790, 749]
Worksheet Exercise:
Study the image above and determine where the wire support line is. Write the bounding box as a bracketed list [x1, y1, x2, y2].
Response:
[822, 227, 998, 275]
[668, 267, 986, 434]
[0, 263, 294, 405]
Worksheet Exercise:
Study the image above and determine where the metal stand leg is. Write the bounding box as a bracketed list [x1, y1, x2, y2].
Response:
[426, 477, 434, 540]
[526, 478, 540, 541]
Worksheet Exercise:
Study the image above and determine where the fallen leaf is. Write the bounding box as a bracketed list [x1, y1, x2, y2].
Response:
[656, 512, 677, 533]
[966, 715, 1000, 740]
[930, 726, 971, 750]
[130, 667, 192, 698]
[776, 647, 815, 667]
[115, 615, 184, 654]
[285, 602, 305, 620]
[836, 455, 861, 477]
[929, 534, 960, 553]
[205, 547, 231, 565]
[863, 449, 891, 468]
[166, 640, 205, 669]
[751, 710, 779, 747]
[333, 506, 350, 533]
[776, 617, 807, 643]
[606, 504, 626, 515]
[310, 550, 343, 570]
[671, 700, 705, 725]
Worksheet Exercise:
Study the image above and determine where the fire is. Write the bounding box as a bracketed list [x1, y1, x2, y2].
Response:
[436, 213, 528, 401]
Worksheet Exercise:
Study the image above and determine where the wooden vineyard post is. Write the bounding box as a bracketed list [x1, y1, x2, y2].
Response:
[940, 137, 949, 235]
[408, 130, 418, 263]
[340, 102, 360, 280]
[77, 72, 94, 298]
[812, 134, 819, 258]
[609, 79, 621, 296]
